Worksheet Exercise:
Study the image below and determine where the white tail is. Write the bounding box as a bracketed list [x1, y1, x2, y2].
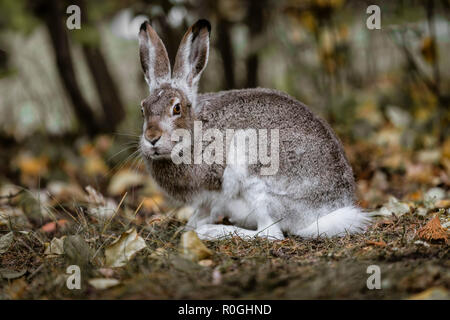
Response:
[295, 206, 371, 238]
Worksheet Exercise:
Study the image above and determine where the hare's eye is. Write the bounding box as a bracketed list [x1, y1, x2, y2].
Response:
[172, 103, 181, 115]
[140, 107, 144, 117]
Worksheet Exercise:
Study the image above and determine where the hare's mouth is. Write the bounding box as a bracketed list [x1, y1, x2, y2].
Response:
[141, 147, 171, 160]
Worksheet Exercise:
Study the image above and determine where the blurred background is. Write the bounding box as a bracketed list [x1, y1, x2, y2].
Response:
[0, 0, 449, 209]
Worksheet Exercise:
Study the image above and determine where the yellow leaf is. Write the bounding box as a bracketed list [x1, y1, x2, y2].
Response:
[105, 228, 147, 267]
[420, 37, 437, 64]
[179, 231, 213, 262]
[409, 287, 449, 300]
[108, 169, 146, 196]
[84, 155, 108, 176]
[15, 153, 48, 177]
[141, 194, 164, 212]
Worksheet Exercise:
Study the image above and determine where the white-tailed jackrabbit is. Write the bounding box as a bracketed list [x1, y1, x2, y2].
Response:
[138, 19, 370, 240]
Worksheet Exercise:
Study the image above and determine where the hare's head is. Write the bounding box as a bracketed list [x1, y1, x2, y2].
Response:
[138, 19, 210, 160]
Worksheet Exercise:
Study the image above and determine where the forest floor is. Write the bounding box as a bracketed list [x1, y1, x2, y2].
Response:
[0, 133, 449, 299]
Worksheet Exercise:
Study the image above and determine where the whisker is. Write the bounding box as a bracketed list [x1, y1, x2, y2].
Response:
[107, 149, 140, 177]
[114, 132, 141, 138]
[107, 145, 138, 162]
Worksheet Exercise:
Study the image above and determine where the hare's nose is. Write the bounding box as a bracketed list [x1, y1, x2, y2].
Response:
[146, 135, 161, 146]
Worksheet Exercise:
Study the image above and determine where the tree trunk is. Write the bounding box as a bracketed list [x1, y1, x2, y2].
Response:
[33, 0, 100, 136]
[82, 45, 125, 132]
[76, 0, 125, 133]
[245, 0, 266, 88]
[217, 18, 235, 90]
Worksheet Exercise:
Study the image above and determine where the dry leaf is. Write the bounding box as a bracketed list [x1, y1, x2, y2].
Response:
[0, 268, 27, 280]
[418, 216, 448, 243]
[141, 194, 164, 213]
[47, 181, 85, 204]
[85, 186, 117, 219]
[64, 235, 91, 266]
[149, 247, 167, 260]
[15, 153, 49, 177]
[41, 219, 68, 233]
[424, 187, 446, 208]
[175, 206, 195, 222]
[198, 259, 214, 267]
[375, 196, 411, 217]
[5, 278, 28, 299]
[88, 278, 120, 290]
[98, 268, 115, 277]
[0, 232, 14, 254]
[105, 228, 147, 267]
[435, 199, 450, 209]
[108, 169, 146, 196]
[365, 240, 387, 247]
[420, 37, 437, 65]
[179, 231, 213, 262]
[44, 236, 66, 255]
[409, 287, 448, 300]
[83, 154, 108, 176]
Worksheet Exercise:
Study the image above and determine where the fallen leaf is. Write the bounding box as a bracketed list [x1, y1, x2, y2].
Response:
[375, 197, 411, 217]
[179, 231, 213, 262]
[424, 187, 446, 208]
[420, 37, 437, 65]
[435, 199, 450, 209]
[47, 181, 85, 204]
[365, 240, 387, 247]
[105, 228, 147, 267]
[85, 186, 117, 219]
[0, 232, 14, 254]
[386, 105, 411, 128]
[141, 194, 164, 213]
[149, 247, 167, 260]
[417, 149, 441, 164]
[44, 236, 66, 255]
[5, 278, 28, 299]
[409, 287, 448, 300]
[41, 219, 68, 233]
[83, 154, 108, 176]
[175, 206, 195, 222]
[198, 259, 214, 267]
[88, 278, 120, 290]
[415, 207, 428, 217]
[98, 268, 114, 278]
[418, 216, 448, 243]
[64, 235, 91, 266]
[108, 169, 146, 196]
[14, 153, 49, 178]
[0, 268, 27, 280]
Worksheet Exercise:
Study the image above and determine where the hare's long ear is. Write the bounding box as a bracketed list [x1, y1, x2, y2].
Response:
[138, 21, 171, 91]
[173, 19, 211, 91]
